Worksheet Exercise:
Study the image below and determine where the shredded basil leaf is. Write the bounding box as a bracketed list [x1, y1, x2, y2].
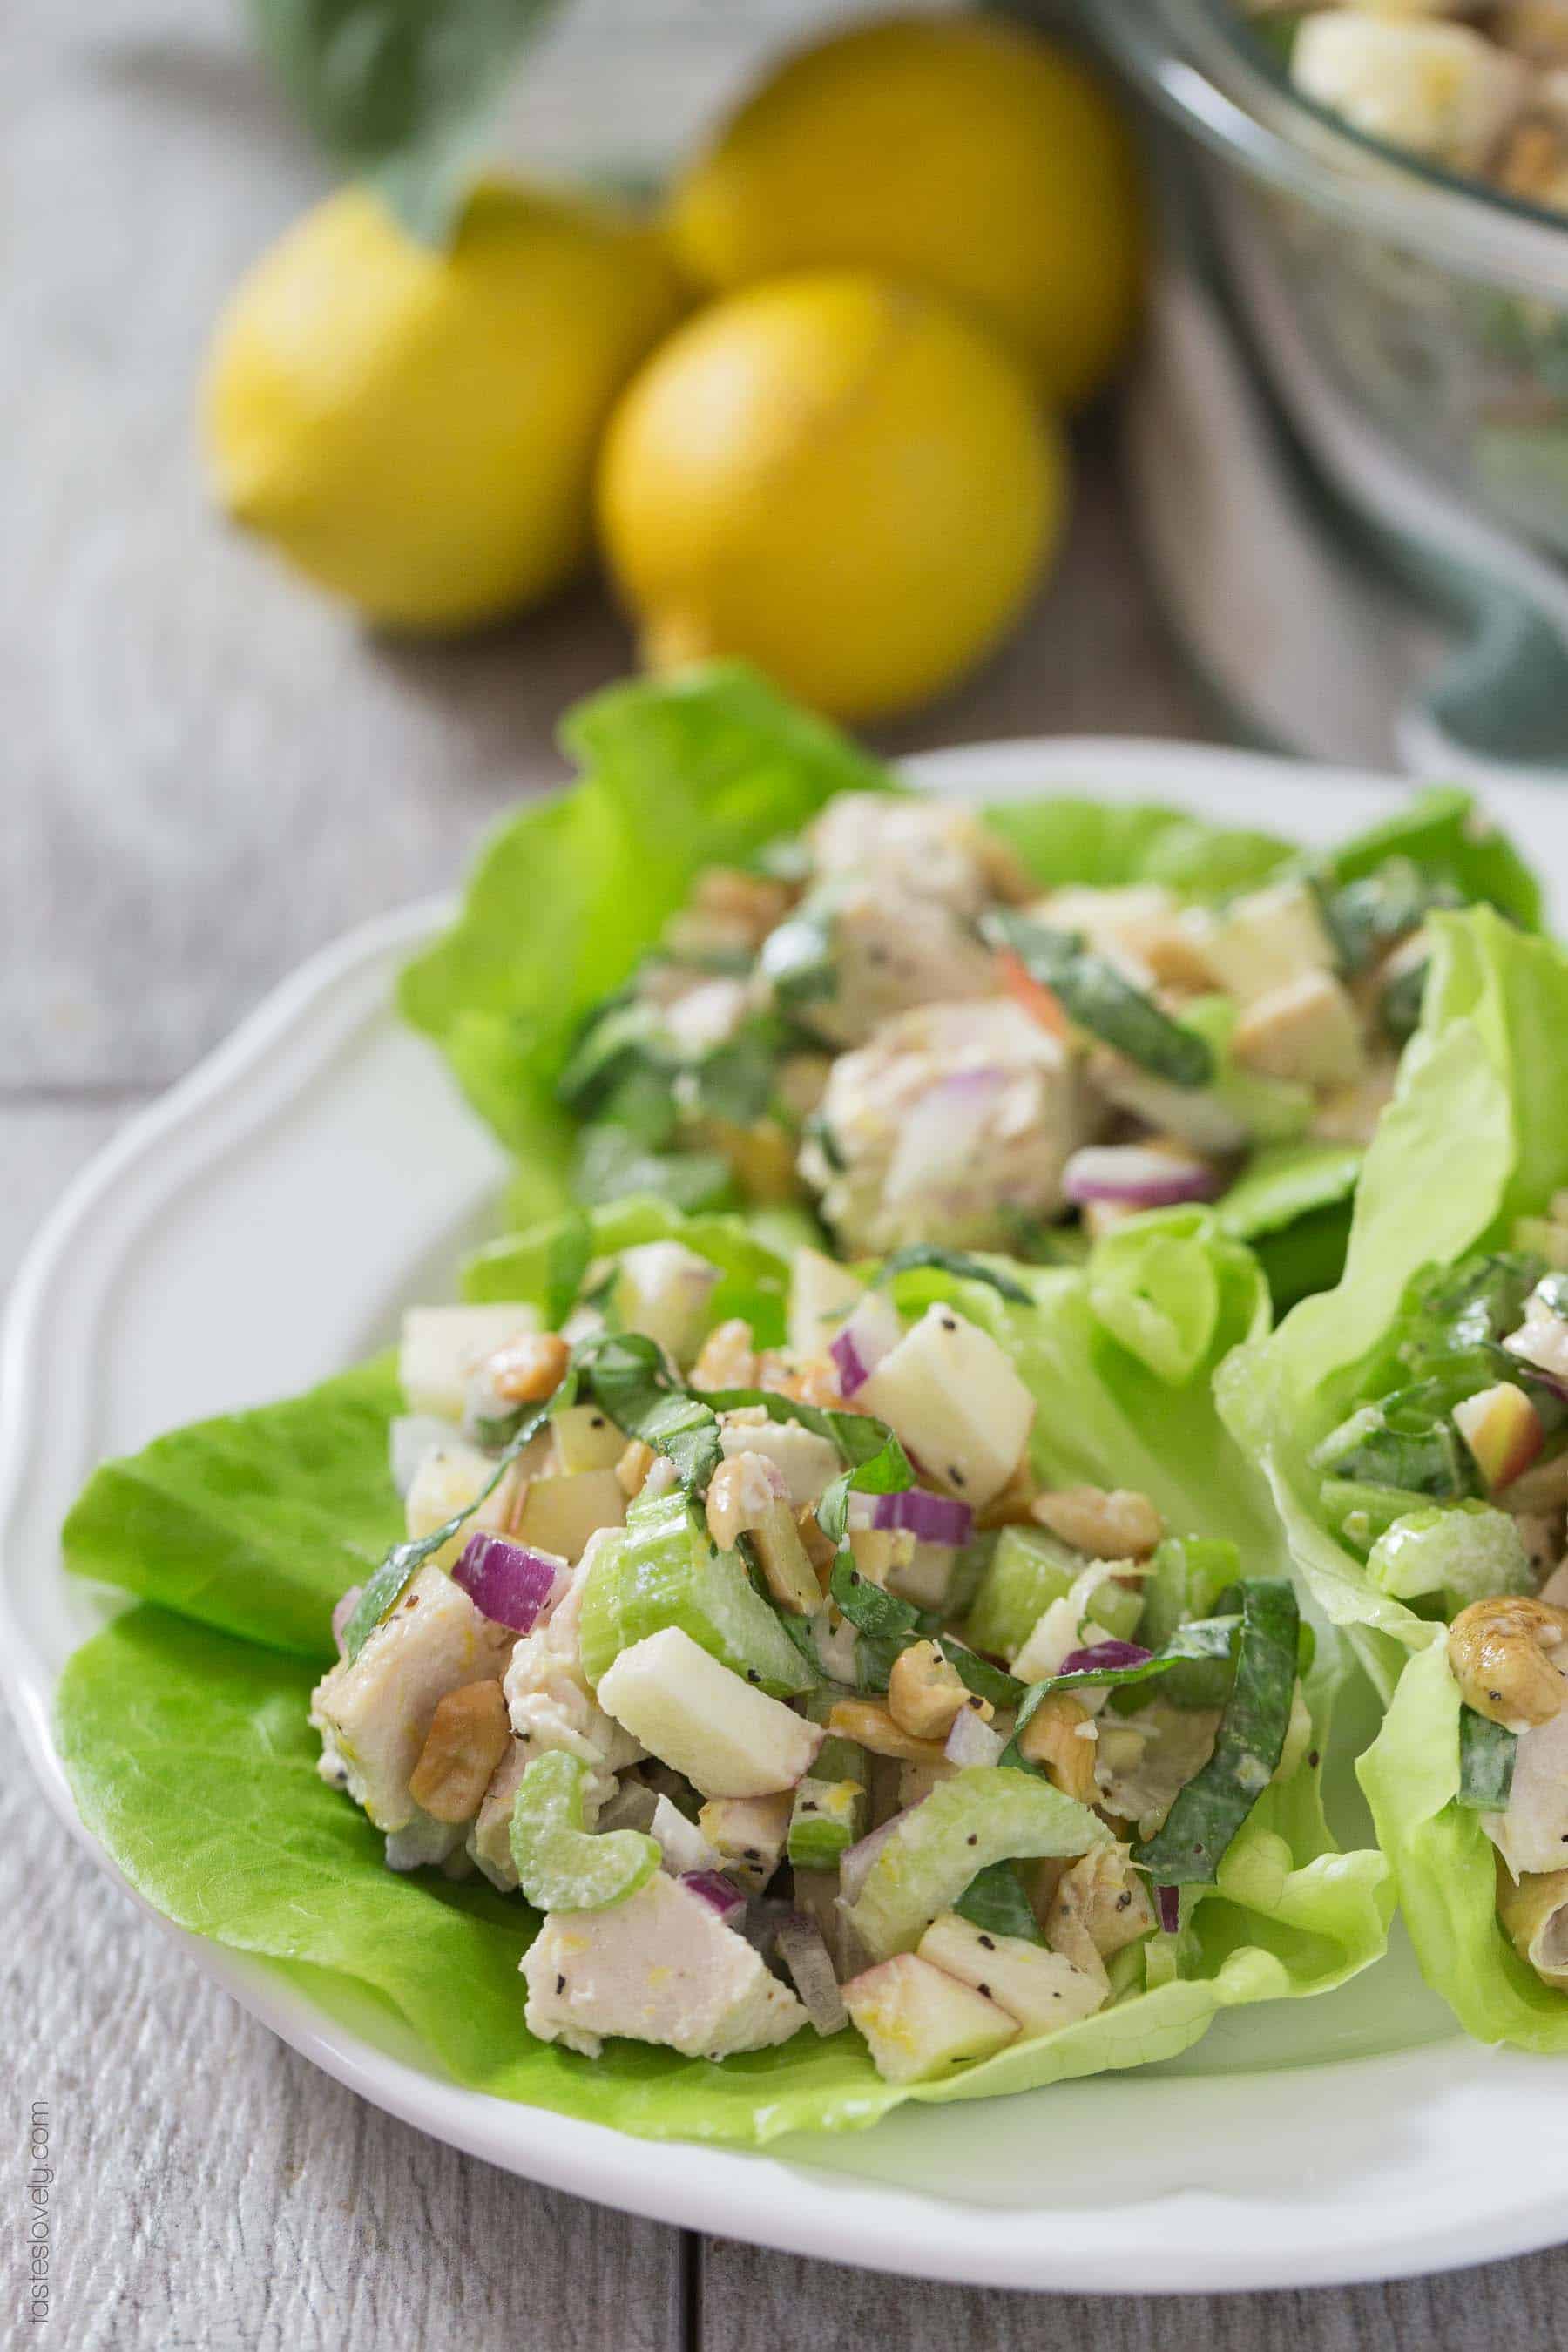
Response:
[937, 1638, 1027, 1710]
[1457, 1707, 1517, 1811]
[983, 910, 1213, 1089]
[1132, 1579, 1301, 1888]
[578, 1333, 725, 1492]
[341, 1376, 576, 1659]
[954, 1860, 1044, 1945]
[872, 1245, 1032, 1306]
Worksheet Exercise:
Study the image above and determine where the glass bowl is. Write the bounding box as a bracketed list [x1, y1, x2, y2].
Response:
[1086, 0, 1568, 558]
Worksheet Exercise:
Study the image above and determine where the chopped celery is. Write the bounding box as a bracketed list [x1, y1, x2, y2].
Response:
[508, 1750, 659, 1911]
[578, 1489, 815, 1697]
[844, 1767, 1102, 1960]
[787, 1775, 866, 1868]
[1367, 1502, 1532, 1612]
[963, 1524, 1140, 1661]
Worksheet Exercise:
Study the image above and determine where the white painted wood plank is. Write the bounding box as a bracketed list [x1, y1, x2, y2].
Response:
[699, 2234, 1568, 2351]
[0, 1104, 685, 2352]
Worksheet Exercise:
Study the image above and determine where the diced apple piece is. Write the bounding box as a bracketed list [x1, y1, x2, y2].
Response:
[596, 1627, 823, 1798]
[551, 1405, 629, 1476]
[858, 1304, 1035, 1510]
[917, 1910, 1107, 2038]
[1454, 1382, 1545, 1492]
[516, 1469, 626, 1562]
[1182, 879, 1336, 1005]
[400, 1303, 540, 1421]
[697, 1792, 793, 1893]
[612, 1242, 720, 1367]
[842, 1952, 1017, 2083]
[789, 1246, 865, 1358]
[403, 1438, 517, 1571]
[1233, 970, 1364, 1090]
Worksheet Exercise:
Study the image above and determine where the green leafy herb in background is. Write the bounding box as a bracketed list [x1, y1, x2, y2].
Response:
[247, 0, 564, 241]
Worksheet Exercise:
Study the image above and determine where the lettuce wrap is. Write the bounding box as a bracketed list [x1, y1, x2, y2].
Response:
[57, 1201, 1389, 2144]
[398, 664, 1540, 1297]
[1220, 907, 1568, 2047]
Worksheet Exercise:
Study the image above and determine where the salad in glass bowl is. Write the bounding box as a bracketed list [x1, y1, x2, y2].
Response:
[1091, 0, 1568, 560]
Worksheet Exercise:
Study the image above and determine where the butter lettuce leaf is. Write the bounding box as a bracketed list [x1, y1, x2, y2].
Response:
[1220, 907, 1568, 1689]
[56, 1204, 1386, 2139]
[1357, 1641, 1568, 2051]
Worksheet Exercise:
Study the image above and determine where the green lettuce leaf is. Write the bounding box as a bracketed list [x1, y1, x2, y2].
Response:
[1357, 1640, 1568, 2051]
[1220, 907, 1568, 2047]
[1220, 906, 1568, 1690]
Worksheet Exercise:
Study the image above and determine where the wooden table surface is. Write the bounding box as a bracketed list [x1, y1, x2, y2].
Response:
[7, 5, 1565, 2346]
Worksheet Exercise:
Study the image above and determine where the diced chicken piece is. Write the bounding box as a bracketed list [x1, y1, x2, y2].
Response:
[696, 1793, 793, 1893]
[1233, 970, 1365, 1091]
[521, 1869, 808, 2059]
[1092, 1700, 1221, 1842]
[802, 997, 1092, 1259]
[1485, 1697, 1568, 1876]
[767, 881, 998, 1051]
[808, 792, 1027, 917]
[504, 1536, 643, 1821]
[1292, 15, 1528, 175]
[310, 1565, 517, 1832]
[716, 1409, 841, 1508]
[466, 1739, 531, 1890]
[842, 1952, 1017, 2082]
[399, 1304, 540, 1422]
[1043, 1842, 1157, 1984]
[917, 1910, 1107, 2037]
[858, 1302, 1036, 1510]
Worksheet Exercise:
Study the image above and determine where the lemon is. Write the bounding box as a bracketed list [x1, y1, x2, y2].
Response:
[597, 271, 1064, 724]
[203, 181, 685, 631]
[668, 13, 1145, 411]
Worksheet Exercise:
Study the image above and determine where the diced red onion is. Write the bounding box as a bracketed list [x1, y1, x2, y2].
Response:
[944, 1707, 1004, 1767]
[1063, 1146, 1224, 1211]
[839, 1805, 919, 1907]
[774, 1913, 848, 2035]
[331, 1585, 363, 1656]
[828, 1293, 903, 1396]
[865, 1487, 972, 1548]
[1157, 1884, 1180, 1936]
[680, 1870, 747, 1927]
[1057, 1639, 1152, 1678]
[452, 1531, 570, 1633]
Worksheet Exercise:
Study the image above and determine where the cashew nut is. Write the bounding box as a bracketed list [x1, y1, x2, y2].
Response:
[1031, 1485, 1165, 1561]
[1017, 1693, 1099, 1805]
[887, 1641, 984, 1742]
[1447, 1593, 1568, 1728]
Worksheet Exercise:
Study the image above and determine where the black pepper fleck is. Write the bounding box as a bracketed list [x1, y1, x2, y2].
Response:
[948, 1467, 966, 1488]
[966, 1833, 978, 1847]
[977, 1934, 995, 1950]
[555, 1974, 565, 1995]
[941, 1316, 957, 1332]
[977, 1983, 991, 1997]
[1308, 1749, 1320, 1768]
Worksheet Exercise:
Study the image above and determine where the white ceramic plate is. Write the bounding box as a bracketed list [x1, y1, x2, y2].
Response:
[7, 739, 1568, 2295]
